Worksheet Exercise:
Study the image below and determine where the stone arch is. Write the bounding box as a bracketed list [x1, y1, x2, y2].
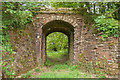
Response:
[34, 13, 83, 65]
[41, 20, 74, 63]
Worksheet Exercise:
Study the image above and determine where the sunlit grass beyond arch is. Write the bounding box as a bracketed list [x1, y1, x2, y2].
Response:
[46, 32, 68, 64]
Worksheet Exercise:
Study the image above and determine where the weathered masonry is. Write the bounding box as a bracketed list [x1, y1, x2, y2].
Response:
[34, 8, 85, 65]
[8, 8, 118, 76]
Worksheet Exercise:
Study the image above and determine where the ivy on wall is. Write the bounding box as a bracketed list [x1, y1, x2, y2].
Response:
[2, 2, 42, 77]
[2, 32, 16, 77]
[93, 15, 118, 41]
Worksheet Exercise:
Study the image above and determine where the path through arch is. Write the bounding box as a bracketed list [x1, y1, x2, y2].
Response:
[41, 20, 74, 64]
[46, 32, 69, 64]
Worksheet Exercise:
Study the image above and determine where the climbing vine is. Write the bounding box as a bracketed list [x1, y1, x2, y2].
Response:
[2, 27, 16, 77]
[93, 15, 118, 41]
[2, 2, 43, 77]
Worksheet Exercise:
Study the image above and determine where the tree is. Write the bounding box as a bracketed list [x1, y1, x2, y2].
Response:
[47, 32, 68, 51]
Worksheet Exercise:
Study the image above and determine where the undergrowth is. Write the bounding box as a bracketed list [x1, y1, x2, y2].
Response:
[21, 59, 107, 78]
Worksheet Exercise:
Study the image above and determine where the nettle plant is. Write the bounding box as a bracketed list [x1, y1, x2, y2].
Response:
[93, 15, 118, 41]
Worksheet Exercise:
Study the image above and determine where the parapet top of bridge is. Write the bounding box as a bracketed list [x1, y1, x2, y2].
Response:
[34, 7, 87, 14]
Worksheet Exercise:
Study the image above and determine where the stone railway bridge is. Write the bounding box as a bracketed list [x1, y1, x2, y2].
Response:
[34, 8, 86, 65]
[8, 8, 118, 76]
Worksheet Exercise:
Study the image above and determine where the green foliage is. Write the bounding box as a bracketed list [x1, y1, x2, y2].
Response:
[44, 59, 55, 66]
[47, 32, 68, 51]
[52, 64, 70, 71]
[50, 2, 119, 41]
[52, 63, 80, 72]
[22, 72, 31, 78]
[44, 59, 79, 72]
[1, 27, 16, 77]
[98, 72, 106, 78]
[2, 66, 15, 77]
[21, 70, 33, 78]
[3, 2, 32, 29]
[35, 68, 41, 73]
[69, 65, 80, 71]
[93, 15, 118, 41]
[51, 2, 80, 8]
[44, 57, 69, 67]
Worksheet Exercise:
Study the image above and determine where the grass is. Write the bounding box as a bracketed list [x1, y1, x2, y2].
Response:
[21, 70, 33, 78]
[36, 70, 93, 78]
[35, 61, 94, 78]
[46, 49, 68, 59]
[21, 60, 95, 78]
[51, 63, 80, 71]
[20, 60, 109, 78]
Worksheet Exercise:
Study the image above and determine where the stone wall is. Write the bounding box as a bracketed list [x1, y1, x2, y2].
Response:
[8, 23, 38, 77]
[80, 26, 118, 75]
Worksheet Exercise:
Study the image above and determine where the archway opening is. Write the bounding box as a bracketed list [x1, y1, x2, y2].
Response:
[46, 32, 69, 64]
[42, 20, 74, 64]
